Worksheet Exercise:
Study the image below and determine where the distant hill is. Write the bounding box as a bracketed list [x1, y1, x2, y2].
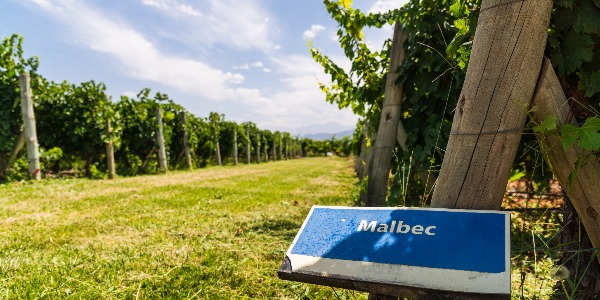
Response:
[289, 122, 354, 136]
[302, 129, 354, 141]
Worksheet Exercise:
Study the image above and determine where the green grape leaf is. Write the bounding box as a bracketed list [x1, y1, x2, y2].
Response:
[555, 1, 600, 33]
[449, 1, 462, 16]
[534, 115, 558, 133]
[555, 0, 575, 8]
[551, 31, 594, 76]
[571, 1, 600, 34]
[578, 117, 600, 151]
[579, 70, 600, 97]
[561, 124, 580, 149]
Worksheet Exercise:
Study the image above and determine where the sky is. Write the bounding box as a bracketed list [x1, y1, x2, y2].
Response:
[1, 0, 408, 134]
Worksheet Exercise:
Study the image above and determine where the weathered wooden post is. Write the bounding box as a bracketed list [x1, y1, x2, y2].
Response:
[534, 57, 600, 298]
[286, 141, 290, 160]
[292, 140, 296, 159]
[256, 132, 261, 163]
[215, 138, 222, 166]
[246, 126, 251, 164]
[366, 22, 407, 208]
[19, 73, 41, 180]
[105, 119, 116, 179]
[264, 137, 269, 162]
[279, 138, 283, 160]
[155, 106, 168, 173]
[430, 0, 552, 210]
[273, 137, 277, 161]
[233, 127, 238, 166]
[181, 113, 192, 170]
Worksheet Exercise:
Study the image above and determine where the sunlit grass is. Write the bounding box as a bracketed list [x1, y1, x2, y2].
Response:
[0, 157, 366, 299]
[0, 156, 567, 299]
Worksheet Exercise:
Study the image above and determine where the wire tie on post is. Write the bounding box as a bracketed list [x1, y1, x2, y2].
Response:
[449, 127, 531, 136]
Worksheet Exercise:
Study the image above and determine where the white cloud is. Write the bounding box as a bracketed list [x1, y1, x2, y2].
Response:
[368, 0, 409, 13]
[177, 4, 201, 17]
[32, 0, 243, 101]
[141, 0, 169, 10]
[303, 24, 326, 40]
[30, 0, 64, 12]
[260, 55, 357, 129]
[234, 61, 267, 71]
[234, 64, 250, 70]
[24, 0, 358, 131]
[224, 72, 245, 84]
[207, 0, 276, 51]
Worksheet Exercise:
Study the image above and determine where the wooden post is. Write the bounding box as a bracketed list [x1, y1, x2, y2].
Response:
[366, 22, 407, 207]
[279, 138, 283, 160]
[256, 132, 261, 163]
[155, 106, 168, 173]
[246, 126, 251, 164]
[233, 127, 238, 166]
[215, 139, 222, 166]
[533, 58, 600, 262]
[19, 73, 40, 180]
[430, 0, 552, 210]
[105, 119, 116, 179]
[181, 113, 192, 170]
[263, 137, 269, 162]
[357, 123, 370, 180]
[273, 138, 277, 161]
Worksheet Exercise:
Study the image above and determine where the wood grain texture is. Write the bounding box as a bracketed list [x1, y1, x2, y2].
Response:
[366, 22, 407, 207]
[155, 106, 168, 173]
[105, 119, 116, 179]
[533, 58, 600, 261]
[431, 0, 552, 209]
[181, 113, 192, 170]
[19, 73, 41, 180]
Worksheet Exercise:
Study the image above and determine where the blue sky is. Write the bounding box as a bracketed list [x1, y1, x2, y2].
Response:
[1, 0, 407, 134]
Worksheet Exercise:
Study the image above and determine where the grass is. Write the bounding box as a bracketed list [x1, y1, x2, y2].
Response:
[0, 157, 366, 299]
[0, 156, 564, 299]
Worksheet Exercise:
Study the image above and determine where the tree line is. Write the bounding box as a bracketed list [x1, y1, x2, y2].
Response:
[0, 34, 353, 182]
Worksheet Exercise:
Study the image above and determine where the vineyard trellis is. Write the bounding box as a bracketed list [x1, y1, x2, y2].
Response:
[0, 34, 356, 182]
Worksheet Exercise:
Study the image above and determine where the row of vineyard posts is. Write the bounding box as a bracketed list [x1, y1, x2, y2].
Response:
[0, 34, 353, 182]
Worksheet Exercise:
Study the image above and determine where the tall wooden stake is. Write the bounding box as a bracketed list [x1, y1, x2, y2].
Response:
[279, 138, 283, 160]
[256, 133, 261, 163]
[155, 106, 168, 173]
[246, 126, 251, 164]
[233, 127, 238, 166]
[272, 138, 277, 161]
[19, 73, 41, 181]
[181, 113, 192, 170]
[366, 22, 407, 207]
[430, 0, 552, 210]
[105, 119, 116, 179]
[264, 137, 269, 162]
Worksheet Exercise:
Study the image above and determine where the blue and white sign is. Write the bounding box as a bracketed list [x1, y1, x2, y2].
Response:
[285, 206, 510, 295]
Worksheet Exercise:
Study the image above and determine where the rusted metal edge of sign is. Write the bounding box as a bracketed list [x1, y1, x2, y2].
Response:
[278, 206, 511, 299]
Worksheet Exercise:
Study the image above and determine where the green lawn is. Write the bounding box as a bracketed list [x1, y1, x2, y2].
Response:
[0, 157, 365, 299]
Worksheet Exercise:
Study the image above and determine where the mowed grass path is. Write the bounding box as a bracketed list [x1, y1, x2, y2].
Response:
[0, 157, 364, 299]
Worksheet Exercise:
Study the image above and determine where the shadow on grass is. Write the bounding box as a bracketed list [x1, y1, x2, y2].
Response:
[246, 218, 301, 241]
